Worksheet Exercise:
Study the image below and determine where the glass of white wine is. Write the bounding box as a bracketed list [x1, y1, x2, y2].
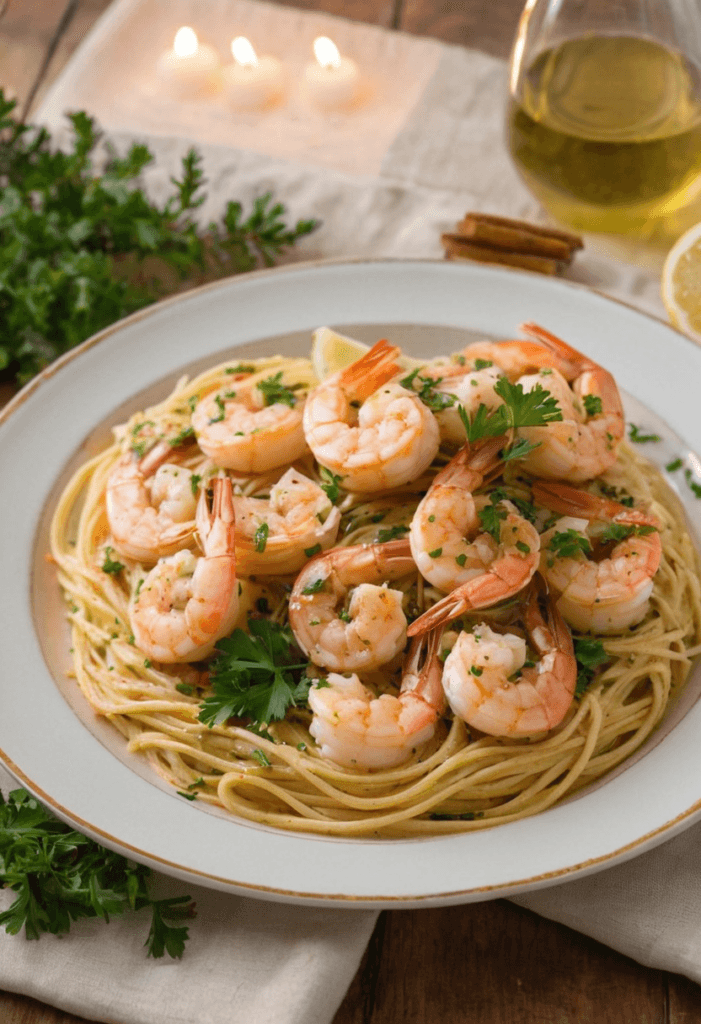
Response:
[506, 0, 701, 237]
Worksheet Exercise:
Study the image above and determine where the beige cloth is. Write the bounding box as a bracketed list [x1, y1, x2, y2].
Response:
[2, 1, 697, 1022]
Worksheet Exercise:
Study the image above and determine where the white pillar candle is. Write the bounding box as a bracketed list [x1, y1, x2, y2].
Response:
[222, 37, 284, 110]
[157, 27, 221, 99]
[302, 36, 360, 110]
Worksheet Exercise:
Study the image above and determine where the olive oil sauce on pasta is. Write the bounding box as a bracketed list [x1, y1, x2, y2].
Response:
[507, 35, 701, 235]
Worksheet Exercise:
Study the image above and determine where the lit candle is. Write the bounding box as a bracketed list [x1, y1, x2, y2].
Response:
[222, 37, 284, 110]
[156, 27, 221, 99]
[302, 36, 360, 110]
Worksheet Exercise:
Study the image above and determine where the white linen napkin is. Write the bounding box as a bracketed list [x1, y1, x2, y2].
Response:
[0, 766, 377, 1024]
[3, 1, 699, 1021]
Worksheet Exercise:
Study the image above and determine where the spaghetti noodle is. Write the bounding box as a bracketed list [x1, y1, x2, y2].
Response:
[50, 340, 701, 837]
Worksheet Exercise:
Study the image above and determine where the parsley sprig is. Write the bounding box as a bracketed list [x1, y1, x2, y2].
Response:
[0, 94, 318, 384]
[0, 789, 194, 957]
[256, 372, 303, 408]
[399, 369, 456, 412]
[458, 378, 562, 458]
[198, 619, 311, 728]
[574, 638, 609, 698]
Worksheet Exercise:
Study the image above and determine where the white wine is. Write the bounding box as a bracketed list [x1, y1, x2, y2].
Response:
[507, 35, 701, 235]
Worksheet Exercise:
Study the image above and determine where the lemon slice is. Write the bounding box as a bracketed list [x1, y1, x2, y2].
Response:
[662, 221, 701, 342]
[310, 326, 427, 380]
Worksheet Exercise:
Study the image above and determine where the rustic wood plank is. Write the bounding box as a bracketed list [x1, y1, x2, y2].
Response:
[365, 901, 669, 1024]
[668, 973, 701, 1022]
[333, 912, 388, 1024]
[398, 0, 525, 59]
[0, 989, 90, 1024]
[0, 0, 75, 113]
[268, 0, 396, 30]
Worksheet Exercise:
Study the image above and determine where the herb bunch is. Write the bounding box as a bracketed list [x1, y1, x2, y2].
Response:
[0, 788, 195, 957]
[198, 618, 311, 730]
[0, 92, 318, 384]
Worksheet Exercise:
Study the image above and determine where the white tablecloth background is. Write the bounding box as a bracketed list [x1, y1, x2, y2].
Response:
[3, 1, 701, 1021]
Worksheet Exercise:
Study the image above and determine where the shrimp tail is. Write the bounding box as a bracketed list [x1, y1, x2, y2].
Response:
[338, 338, 401, 400]
[519, 322, 593, 376]
[532, 480, 659, 527]
[433, 434, 508, 490]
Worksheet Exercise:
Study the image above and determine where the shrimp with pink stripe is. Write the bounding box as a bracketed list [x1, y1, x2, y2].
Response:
[407, 438, 540, 634]
[302, 339, 440, 493]
[106, 439, 197, 564]
[308, 627, 446, 769]
[533, 480, 662, 634]
[288, 539, 416, 673]
[129, 477, 239, 663]
[441, 577, 577, 737]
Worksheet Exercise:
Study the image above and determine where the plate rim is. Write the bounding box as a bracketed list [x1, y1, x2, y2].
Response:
[4, 255, 701, 907]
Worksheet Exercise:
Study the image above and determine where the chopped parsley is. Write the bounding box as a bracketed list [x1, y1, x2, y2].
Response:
[257, 372, 301, 408]
[666, 458, 683, 473]
[399, 369, 456, 412]
[304, 544, 322, 558]
[548, 529, 591, 559]
[582, 394, 603, 417]
[169, 425, 195, 447]
[377, 524, 409, 543]
[101, 546, 125, 575]
[574, 637, 609, 698]
[301, 577, 325, 595]
[685, 469, 701, 498]
[209, 394, 226, 424]
[254, 522, 269, 553]
[251, 749, 272, 768]
[598, 523, 656, 544]
[478, 495, 509, 543]
[319, 467, 343, 503]
[628, 424, 661, 443]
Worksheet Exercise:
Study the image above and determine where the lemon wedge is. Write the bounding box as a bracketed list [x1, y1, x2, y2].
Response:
[310, 326, 427, 380]
[662, 221, 701, 342]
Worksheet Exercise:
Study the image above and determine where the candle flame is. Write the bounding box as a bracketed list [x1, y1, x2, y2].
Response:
[313, 36, 341, 69]
[174, 26, 198, 57]
[231, 36, 258, 67]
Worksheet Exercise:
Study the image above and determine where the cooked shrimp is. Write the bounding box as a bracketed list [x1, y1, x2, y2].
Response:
[288, 539, 416, 672]
[466, 325, 625, 482]
[302, 339, 440, 492]
[442, 579, 577, 736]
[192, 372, 309, 473]
[106, 440, 197, 564]
[533, 480, 662, 634]
[129, 477, 239, 663]
[308, 627, 446, 769]
[233, 468, 341, 576]
[410, 436, 540, 600]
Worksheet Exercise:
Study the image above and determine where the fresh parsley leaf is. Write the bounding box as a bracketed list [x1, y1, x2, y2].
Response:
[598, 523, 657, 544]
[101, 546, 125, 575]
[574, 638, 609, 698]
[399, 369, 456, 411]
[377, 524, 409, 542]
[458, 378, 562, 456]
[582, 394, 603, 417]
[302, 578, 325, 595]
[254, 522, 269, 553]
[628, 424, 661, 443]
[548, 529, 592, 559]
[0, 789, 194, 957]
[256, 372, 301, 408]
[197, 619, 310, 728]
[478, 498, 508, 543]
[319, 467, 343, 503]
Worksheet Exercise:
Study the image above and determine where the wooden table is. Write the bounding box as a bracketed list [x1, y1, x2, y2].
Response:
[1, 1, 700, 1021]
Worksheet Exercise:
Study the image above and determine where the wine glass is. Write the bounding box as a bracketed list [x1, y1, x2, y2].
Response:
[506, 0, 701, 238]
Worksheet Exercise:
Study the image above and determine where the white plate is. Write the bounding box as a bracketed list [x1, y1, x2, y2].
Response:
[3, 258, 701, 909]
